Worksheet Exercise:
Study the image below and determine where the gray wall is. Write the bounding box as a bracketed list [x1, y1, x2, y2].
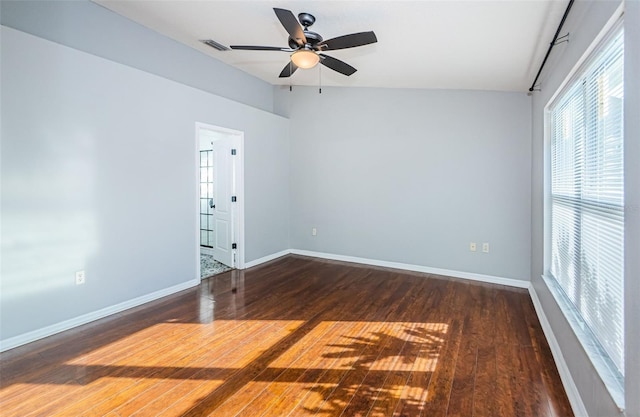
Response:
[0, 26, 289, 341]
[0, 0, 274, 113]
[277, 86, 531, 281]
[531, 0, 640, 415]
[4, 2, 638, 414]
[624, 2, 640, 415]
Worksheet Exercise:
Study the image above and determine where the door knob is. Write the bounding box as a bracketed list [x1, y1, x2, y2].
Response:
[209, 199, 215, 209]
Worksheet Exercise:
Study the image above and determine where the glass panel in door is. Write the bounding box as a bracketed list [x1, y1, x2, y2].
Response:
[199, 150, 214, 247]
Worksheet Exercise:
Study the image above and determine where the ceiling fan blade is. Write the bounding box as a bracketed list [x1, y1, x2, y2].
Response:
[319, 54, 357, 76]
[319, 31, 377, 51]
[230, 45, 293, 52]
[279, 62, 298, 78]
[273, 8, 307, 46]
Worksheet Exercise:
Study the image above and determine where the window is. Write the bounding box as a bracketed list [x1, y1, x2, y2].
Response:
[548, 26, 624, 377]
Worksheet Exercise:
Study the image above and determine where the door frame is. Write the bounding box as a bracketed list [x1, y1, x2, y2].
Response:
[195, 122, 245, 280]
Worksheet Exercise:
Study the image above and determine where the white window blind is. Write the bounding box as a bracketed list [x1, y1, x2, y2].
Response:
[549, 27, 624, 375]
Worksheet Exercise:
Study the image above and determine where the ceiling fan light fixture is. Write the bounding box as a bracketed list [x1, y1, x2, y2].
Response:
[291, 49, 319, 69]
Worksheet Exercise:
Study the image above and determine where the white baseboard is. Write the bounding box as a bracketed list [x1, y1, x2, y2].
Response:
[290, 249, 529, 289]
[0, 279, 199, 352]
[200, 247, 215, 256]
[0, 249, 529, 353]
[243, 249, 292, 269]
[528, 284, 587, 417]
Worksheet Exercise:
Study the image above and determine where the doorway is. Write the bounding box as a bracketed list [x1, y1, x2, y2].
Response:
[196, 123, 244, 280]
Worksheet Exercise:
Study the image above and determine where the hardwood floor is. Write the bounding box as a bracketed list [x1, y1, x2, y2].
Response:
[0, 255, 574, 416]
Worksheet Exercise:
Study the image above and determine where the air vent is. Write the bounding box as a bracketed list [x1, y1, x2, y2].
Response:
[200, 39, 230, 51]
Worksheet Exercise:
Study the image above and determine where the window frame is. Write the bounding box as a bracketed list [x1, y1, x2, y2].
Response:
[543, 17, 625, 408]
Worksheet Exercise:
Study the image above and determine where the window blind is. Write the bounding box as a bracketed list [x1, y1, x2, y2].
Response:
[549, 28, 624, 375]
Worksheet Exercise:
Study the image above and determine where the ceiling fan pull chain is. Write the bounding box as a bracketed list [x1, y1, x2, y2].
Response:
[319, 64, 322, 94]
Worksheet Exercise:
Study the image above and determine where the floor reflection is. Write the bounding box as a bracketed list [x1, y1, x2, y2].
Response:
[0, 256, 572, 416]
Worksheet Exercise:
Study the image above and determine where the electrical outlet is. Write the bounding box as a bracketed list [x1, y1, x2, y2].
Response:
[482, 242, 490, 253]
[312, 227, 317, 236]
[470, 242, 477, 252]
[75, 270, 86, 285]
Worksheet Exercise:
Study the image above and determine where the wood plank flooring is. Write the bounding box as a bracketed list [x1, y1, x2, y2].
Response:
[0, 255, 574, 416]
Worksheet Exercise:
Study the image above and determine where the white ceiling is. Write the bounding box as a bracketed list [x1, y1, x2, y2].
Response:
[93, 0, 568, 92]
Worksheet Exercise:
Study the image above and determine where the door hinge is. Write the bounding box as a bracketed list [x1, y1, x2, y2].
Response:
[231, 196, 237, 202]
[231, 149, 237, 155]
[232, 243, 237, 249]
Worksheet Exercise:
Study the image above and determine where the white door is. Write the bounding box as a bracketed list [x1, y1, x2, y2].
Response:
[212, 137, 234, 267]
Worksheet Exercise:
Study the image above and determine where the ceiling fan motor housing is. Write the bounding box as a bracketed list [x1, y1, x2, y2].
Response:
[288, 31, 323, 49]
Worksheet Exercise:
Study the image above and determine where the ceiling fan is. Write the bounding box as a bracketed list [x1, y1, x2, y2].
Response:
[230, 8, 377, 78]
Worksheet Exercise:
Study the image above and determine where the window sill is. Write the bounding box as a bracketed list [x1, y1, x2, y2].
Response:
[541, 274, 625, 411]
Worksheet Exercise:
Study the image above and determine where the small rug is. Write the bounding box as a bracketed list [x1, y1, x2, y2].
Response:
[201, 253, 233, 278]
